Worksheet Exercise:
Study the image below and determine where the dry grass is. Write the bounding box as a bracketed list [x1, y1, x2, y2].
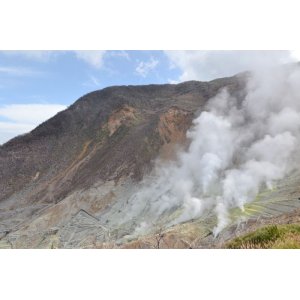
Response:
[226, 224, 300, 249]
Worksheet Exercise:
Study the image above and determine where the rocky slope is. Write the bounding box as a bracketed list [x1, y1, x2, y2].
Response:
[1, 72, 300, 249]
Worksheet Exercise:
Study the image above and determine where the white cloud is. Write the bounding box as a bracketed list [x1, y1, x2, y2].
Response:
[83, 75, 101, 88]
[136, 57, 159, 77]
[1, 50, 58, 62]
[290, 50, 300, 61]
[0, 103, 67, 144]
[165, 50, 296, 82]
[168, 78, 179, 84]
[1, 50, 109, 68]
[0, 122, 34, 144]
[74, 51, 106, 68]
[0, 103, 66, 124]
[0, 66, 42, 77]
[110, 50, 130, 60]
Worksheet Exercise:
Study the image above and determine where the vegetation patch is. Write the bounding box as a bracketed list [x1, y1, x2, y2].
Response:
[226, 223, 300, 249]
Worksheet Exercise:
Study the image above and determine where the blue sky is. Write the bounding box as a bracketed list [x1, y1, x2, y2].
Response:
[0, 50, 299, 144]
[0, 51, 181, 106]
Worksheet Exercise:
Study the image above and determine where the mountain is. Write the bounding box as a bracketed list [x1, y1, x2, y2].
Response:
[1, 71, 300, 249]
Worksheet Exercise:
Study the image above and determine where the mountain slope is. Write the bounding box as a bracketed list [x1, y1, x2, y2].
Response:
[5, 70, 300, 249]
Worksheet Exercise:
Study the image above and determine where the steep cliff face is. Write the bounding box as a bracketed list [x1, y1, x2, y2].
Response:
[1, 74, 276, 248]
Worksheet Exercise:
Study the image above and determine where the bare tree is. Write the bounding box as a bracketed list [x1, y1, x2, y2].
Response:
[155, 227, 165, 249]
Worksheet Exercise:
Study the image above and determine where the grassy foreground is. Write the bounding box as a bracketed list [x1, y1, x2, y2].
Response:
[226, 223, 300, 249]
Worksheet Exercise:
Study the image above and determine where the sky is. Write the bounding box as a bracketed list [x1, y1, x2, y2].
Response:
[0, 50, 299, 144]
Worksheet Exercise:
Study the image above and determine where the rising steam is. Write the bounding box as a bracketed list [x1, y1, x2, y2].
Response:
[105, 63, 300, 238]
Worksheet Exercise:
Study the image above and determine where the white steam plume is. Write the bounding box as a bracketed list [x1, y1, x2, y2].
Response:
[105, 63, 300, 238]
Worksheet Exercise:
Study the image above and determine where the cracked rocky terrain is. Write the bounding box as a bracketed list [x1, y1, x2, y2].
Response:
[1, 72, 300, 249]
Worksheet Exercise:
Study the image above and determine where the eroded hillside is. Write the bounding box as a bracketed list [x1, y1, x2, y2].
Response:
[1, 70, 300, 249]
[0, 76, 245, 248]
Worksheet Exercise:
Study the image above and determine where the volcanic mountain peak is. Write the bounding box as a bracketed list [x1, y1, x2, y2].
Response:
[2, 70, 299, 249]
